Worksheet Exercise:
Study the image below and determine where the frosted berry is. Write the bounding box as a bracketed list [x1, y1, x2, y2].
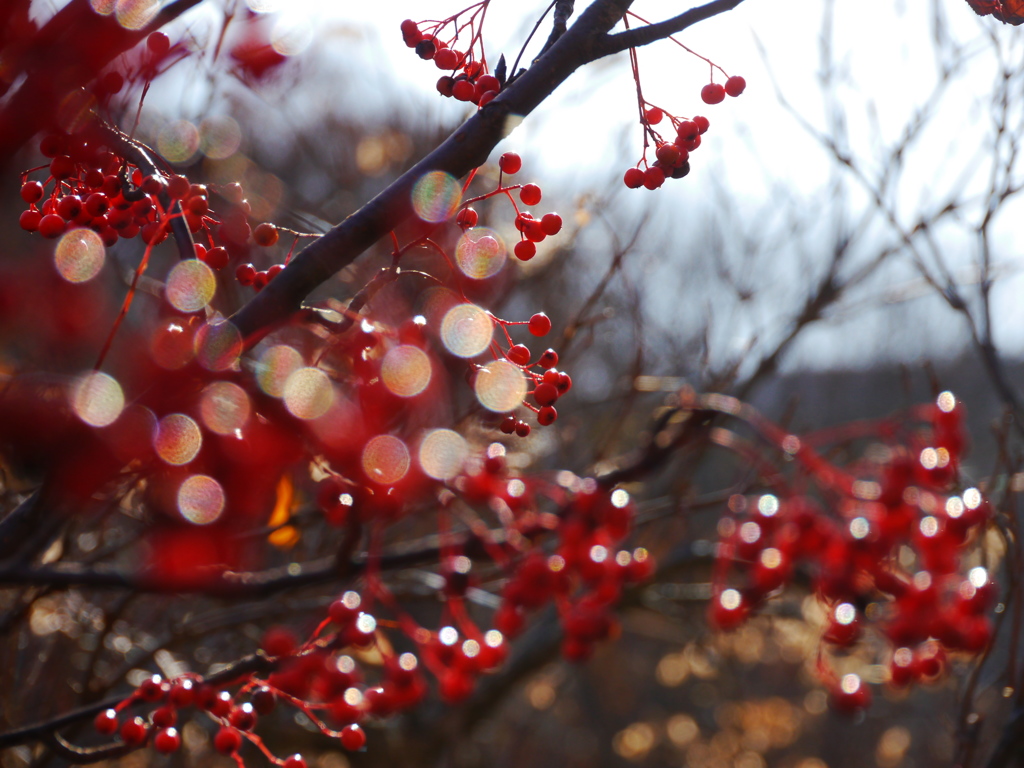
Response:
[499, 152, 522, 174]
[724, 75, 746, 97]
[701, 83, 726, 105]
[528, 312, 552, 336]
[519, 184, 542, 206]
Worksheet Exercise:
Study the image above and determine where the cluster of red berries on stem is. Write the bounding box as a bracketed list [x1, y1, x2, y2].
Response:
[702, 391, 994, 714]
[401, 11, 503, 108]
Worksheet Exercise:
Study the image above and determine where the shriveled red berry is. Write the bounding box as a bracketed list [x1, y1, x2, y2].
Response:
[340, 723, 366, 751]
[20, 181, 44, 204]
[214, 727, 242, 754]
[94, 708, 118, 735]
[499, 152, 522, 174]
[623, 167, 644, 189]
[724, 75, 746, 97]
[519, 184, 542, 206]
[253, 222, 279, 246]
[701, 83, 726, 105]
[528, 312, 551, 336]
[154, 727, 181, 753]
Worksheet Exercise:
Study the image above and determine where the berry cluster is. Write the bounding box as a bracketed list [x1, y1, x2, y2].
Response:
[704, 392, 994, 713]
[400, 11, 502, 108]
[18, 127, 299, 293]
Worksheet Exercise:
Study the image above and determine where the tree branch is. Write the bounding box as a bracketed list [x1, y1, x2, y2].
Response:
[598, 0, 748, 56]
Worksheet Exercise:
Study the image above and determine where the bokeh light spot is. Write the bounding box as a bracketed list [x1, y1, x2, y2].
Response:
[474, 359, 527, 412]
[381, 345, 432, 397]
[419, 429, 468, 480]
[194, 320, 242, 371]
[362, 435, 410, 485]
[257, 345, 305, 397]
[55, 228, 105, 283]
[178, 475, 225, 525]
[199, 116, 242, 160]
[199, 381, 251, 434]
[441, 303, 492, 358]
[71, 372, 124, 427]
[158, 120, 201, 164]
[456, 227, 506, 280]
[114, 0, 158, 29]
[155, 413, 202, 465]
[411, 171, 461, 223]
[283, 367, 333, 420]
[166, 259, 216, 312]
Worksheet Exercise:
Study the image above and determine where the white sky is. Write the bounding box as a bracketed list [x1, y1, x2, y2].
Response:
[151, 0, 1024, 372]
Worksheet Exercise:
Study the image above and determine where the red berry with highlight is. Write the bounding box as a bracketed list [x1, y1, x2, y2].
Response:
[214, 727, 242, 754]
[340, 724, 366, 751]
[20, 181, 44, 204]
[623, 167, 644, 189]
[94, 708, 118, 735]
[154, 727, 181, 753]
[38, 214, 66, 239]
[519, 184, 542, 206]
[147, 32, 170, 57]
[499, 152, 522, 174]
[120, 717, 148, 747]
[540, 213, 562, 236]
[528, 312, 552, 336]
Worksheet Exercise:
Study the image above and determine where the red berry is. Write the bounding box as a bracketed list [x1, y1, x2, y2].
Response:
[57, 195, 82, 220]
[251, 686, 277, 715]
[701, 83, 726, 105]
[540, 213, 562, 236]
[519, 184, 542, 206]
[644, 107, 663, 124]
[533, 382, 558, 407]
[500, 415, 517, 434]
[99, 71, 124, 96]
[236, 263, 257, 286]
[229, 703, 257, 731]
[267, 263, 284, 280]
[524, 220, 546, 242]
[456, 207, 478, 229]
[830, 674, 871, 714]
[401, 19, 422, 47]
[154, 727, 181, 753]
[214, 727, 242, 754]
[512, 240, 536, 262]
[262, 625, 297, 657]
[253, 222, 279, 246]
[452, 79, 476, 102]
[205, 246, 229, 270]
[436, 76, 455, 97]
[138, 674, 165, 702]
[94, 708, 118, 735]
[284, 755, 308, 768]
[147, 31, 170, 57]
[435, 48, 458, 70]
[537, 406, 557, 426]
[120, 716, 148, 747]
[340, 723, 366, 751]
[38, 213, 66, 239]
[528, 312, 552, 337]
[656, 144, 681, 167]
[499, 152, 522, 174]
[515, 421, 531, 438]
[538, 349, 558, 368]
[623, 167, 644, 189]
[49, 155, 75, 180]
[507, 344, 531, 365]
[693, 115, 710, 134]
[85, 192, 109, 217]
[478, 90, 498, 107]
[642, 167, 665, 190]
[20, 181, 44, 204]
[415, 39, 437, 60]
[476, 74, 500, 94]
[19, 209, 41, 232]
[724, 75, 746, 97]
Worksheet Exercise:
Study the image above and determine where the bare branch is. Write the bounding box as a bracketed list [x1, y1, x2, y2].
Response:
[598, 0, 748, 56]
